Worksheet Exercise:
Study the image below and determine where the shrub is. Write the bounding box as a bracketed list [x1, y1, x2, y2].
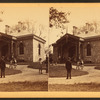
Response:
[94, 66, 100, 70]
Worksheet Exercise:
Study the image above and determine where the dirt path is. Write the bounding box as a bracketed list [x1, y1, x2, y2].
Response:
[0, 64, 48, 83]
[49, 65, 100, 84]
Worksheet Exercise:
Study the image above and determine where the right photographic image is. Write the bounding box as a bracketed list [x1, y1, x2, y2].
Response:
[48, 5, 100, 91]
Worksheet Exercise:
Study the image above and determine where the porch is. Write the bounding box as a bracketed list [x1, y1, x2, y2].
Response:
[53, 33, 84, 63]
[0, 33, 17, 61]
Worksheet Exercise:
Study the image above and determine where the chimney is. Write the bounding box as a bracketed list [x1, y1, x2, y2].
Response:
[18, 21, 23, 32]
[18, 21, 22, 28]
[85, 23, 90, 33]
[5, 25, 10, 34]
[73, 26, 78, 35]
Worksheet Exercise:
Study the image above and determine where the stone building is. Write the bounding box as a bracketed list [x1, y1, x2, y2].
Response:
[52, 23, 100, 64]
[0, 29, 46, 63]
[83, 35, 100, 63]
[52, 33, 84, 63]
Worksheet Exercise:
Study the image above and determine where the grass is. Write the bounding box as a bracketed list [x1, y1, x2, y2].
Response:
[49, 83, 100, 91]
[49, 65, 88, 77]
[94, 66, 100, 70]
[28, 62, 46, 69]
[0, 67, 22, 76]
[0, 81, 48, 91]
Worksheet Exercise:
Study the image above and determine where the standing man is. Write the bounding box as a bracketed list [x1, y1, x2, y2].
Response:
[39, 58, 42, 74]
[0, 56, 6, 78]
[65, 57, 72, 79]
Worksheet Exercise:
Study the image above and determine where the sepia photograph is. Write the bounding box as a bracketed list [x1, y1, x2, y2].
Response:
[0, 5, 49, 92]
[0, 3, 100, 98]
[48, 5, 100, 92]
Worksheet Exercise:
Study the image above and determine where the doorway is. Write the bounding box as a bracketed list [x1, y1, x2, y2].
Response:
[68, 45, 76, 62]
[1, 44, 9, 57]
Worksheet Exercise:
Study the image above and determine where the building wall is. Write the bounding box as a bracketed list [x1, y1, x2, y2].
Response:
[33, 39, 45, 62]
[16, 39, 33, 62]
[83, 40, 100, 63]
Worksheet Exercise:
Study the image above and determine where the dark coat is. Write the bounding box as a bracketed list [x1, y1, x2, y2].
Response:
[0, 59, 6, 69]
[65, 60, 72, 71]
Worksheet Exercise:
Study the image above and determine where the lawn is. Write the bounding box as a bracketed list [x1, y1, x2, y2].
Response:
[49, 83, 100, 91]
[49, 65, 88, 77]
[0, 67, 22, 76]
[0, 81, 48, 91]
[94, 66, 100, 70]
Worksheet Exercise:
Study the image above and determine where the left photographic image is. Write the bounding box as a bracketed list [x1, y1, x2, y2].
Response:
[0, 5, 49, 91]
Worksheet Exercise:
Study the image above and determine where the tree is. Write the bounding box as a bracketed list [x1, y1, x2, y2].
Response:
[79, 21, 100, 34]
[10, 20, 47, 40]
[49, 7, 70, 28]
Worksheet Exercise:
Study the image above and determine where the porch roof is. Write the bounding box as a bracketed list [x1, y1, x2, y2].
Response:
[56, 33, 83, 44]
[0, 32, 12, 39]
[0, 32, 17, 41]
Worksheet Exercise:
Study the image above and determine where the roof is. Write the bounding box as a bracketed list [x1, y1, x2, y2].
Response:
[54, 32, 100, 45]
[84, 34, 100, 41]
[16, 33, 46, 44]
[56, 33, 83, 44]
[0, 31, 46, 43]
[0, 32, 12, 39]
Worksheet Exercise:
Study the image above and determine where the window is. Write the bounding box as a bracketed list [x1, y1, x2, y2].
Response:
[19, 43, 24, 55]
[87, 44, 91, 56]
[38, 44, 41, 55]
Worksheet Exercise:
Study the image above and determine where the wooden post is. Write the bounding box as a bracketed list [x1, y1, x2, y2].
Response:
[79, 41, 81, 60]
[11, 40, 14, 58]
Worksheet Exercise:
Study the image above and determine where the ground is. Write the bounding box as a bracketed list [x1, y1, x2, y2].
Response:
[49, 83, 100, 91]
[49, 65, 100, 91]
[49, 64, 88, 77]
[1, 67, 22, 76]
[0, 81, 48, 91]
[0, 64, 48, 91]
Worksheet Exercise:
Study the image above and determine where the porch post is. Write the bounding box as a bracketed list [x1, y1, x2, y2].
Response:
[79, 41, 81, 59]
[75, 44, 77, 62]
[11, 40, 14, 58]
[77, 41, 79, 60]
[0, 46, 1, 58]
[7, 42, 11, 61]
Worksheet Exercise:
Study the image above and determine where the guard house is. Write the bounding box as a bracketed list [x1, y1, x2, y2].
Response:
[53, 33, 100, 64]
[0, 32, 46, 63]
[52, 22, 100, 64]
[52, 33, 84, 63]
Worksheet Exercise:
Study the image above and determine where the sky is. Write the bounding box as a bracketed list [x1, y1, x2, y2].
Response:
[0, 7, 49, 46]
[49, 7, 100, 45]
[0, 7, 49, 30]
[0, 5, 100, 46]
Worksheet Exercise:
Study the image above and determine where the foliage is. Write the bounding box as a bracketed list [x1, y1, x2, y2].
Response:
[94, 66, 100, 70]
[10, 20, 47, 39]
[79, 21, 100, 34]
[49, 7, 70, 28]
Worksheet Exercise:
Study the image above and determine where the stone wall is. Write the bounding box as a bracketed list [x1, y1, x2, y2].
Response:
[33, 39, 45, 62]
[16, 39, 33, 62]
[83, 40, 100, 63]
